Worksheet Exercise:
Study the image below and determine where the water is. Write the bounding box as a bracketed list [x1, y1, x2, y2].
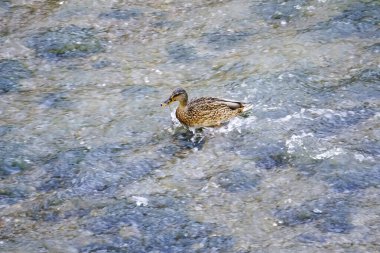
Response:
[1, 0, 379, 252]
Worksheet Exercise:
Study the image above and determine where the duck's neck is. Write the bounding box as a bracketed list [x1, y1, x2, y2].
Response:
[178, 96, 188, 108]
[176, 99, 188, 126]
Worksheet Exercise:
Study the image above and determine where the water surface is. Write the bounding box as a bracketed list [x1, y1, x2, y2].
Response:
[1, 0, 379, 252]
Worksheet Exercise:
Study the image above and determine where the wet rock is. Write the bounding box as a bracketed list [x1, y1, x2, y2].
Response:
[149, 10, 182, 31]
[0, 0, 10, 10]
[0, 59, 31, 79]
[83, 197, 233, 252]
[99, 9, 143, 20]
[121, 85, 158, 99]
[0, 159, 29, 177]
[354, 140, 380, 157]
[27, 203, 62, 222]
[39, 92, 70, 108]
[26, 25, 105, 59]
[43, 241, 79, 253]
[237, 142, 288, 169]
[63, 208, 91, 219]
[158, 137, 203, 159]
[0, 59, 31, 94]
[149, 196, 176, 209]
[201, 31, 252, 50]
[47, 143, 159, 195]
[310, 107, 375, 137]
[217, 62, 247, 77]
[275, 206, 317, 226]
[152, 20, 181, 31]
[275, 198, 352, 233]
[166, 43, 198, 62]
[0, 186, 27, 205]
[37, 143, 149, 195]
[0, 77, 17, 94]
[0, 141, 30, 179]
[172, 129, 206, 151]
[38, 147, 89, 192]
[346, 68, 380, 83]
[0, 125, 11, 137]
[122, 159, 161, 183]
[307, 2, 380, 40]
[332, 68, 380, 102]
[289, 157, 320, 177]
[325, 167, 380, 193]
[92, 142, 133, 155]
[366, 42, 380, 53]
[215, 169, 260, 192]
[296, 233, 326, 244]
[158, 144, 182, 157]
[92, 60, 112, 69]
[80, 244, 127, 253]
[252, 0, 310, 24]
[315, 200, 352, 233]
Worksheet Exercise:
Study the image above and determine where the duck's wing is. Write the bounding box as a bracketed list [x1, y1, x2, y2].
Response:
[188, 97, 252, 111]
[213, 98, 245, 110]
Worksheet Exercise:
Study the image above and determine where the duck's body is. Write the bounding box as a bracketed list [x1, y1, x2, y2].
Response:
[161, 88, 252, 127]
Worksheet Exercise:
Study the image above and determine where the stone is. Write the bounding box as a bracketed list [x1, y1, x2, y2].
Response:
[26, 25, 105, 59]
[0, 59, 31, 93]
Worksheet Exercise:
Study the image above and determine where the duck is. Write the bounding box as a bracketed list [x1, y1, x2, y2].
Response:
[161, 87, 252, 127]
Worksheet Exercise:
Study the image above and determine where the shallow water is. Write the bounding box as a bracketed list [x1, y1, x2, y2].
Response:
[0, 0, 379, 252]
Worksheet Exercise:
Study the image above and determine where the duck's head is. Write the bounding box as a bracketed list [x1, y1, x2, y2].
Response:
[161, 87, 188, 107]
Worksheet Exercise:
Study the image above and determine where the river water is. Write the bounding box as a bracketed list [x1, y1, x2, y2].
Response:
[1, 0, 379, 252]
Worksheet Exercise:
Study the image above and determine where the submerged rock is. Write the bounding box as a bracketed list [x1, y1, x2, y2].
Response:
[236, 142, 289, 170]
[0, 125, 11, 137]
[92, 59, 112, 69]
[0, 141, 31, 179]
[122, 159, 161, 183]
[0, 186, 28, 205]
[166, 43, 198, 62]
[366, 42, 380, 53]
[252, 0, 310, 24]
[39, 92, 70, 108]
[0, 0, 11, 10]
[275, 198, 353, 233]
[325, 167, 380, 193]
[305, 2, 380, 40]
[296, 233, 326, 244]
[310, 106, 375, 138]
[354, 140, 380, 157]
[82, 196, 234, 252]
[121, 85, 158, 99]
[172, 129, 206, 151]
[0, 159, 29, 177]
[26, 25, 105, 59]
[0, 59, 31, 94]
[37, 142, 164, 197]
[99, 9, 143, 20]
[346, 68, 380, 83]
[215, 169, 260, 192]
[38, 147, 89, 192]
[201, 31, 252, 50]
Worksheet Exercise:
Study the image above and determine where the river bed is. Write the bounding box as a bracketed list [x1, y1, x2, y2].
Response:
[1, 0, 379, 252]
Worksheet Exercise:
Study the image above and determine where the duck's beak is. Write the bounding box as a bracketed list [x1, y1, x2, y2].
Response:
[161, 97, 172, 107]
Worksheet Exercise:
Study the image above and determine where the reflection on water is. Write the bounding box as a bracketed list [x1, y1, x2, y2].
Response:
[1, 0, 379, 252]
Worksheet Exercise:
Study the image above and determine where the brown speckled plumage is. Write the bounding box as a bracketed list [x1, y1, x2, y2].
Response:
[161, 88, 252, 127]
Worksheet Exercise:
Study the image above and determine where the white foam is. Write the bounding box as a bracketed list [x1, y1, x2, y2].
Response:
[132, 196, 148, 207]
[312, 148, 344, 159]
[354, 153, 375, 162]
[286, 132, 314, 154]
